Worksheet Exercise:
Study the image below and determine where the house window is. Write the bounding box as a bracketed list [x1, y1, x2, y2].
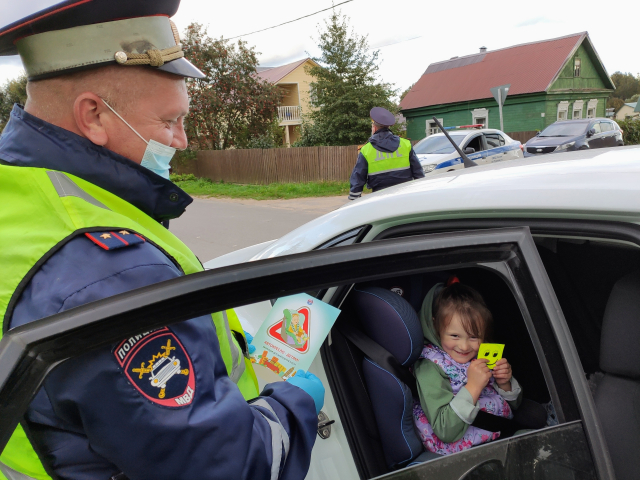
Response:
[573, 100, 584, 120]
[586, 99, 598, 118]
[557, 101, 569, 121]
[574, 58, 581, 77]
[471, 108, 489, 127]
[426, 118, 443, 136]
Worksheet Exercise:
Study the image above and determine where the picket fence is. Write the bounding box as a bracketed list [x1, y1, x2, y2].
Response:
[173, 131, 537, 185]
[174, 145, 360, 184]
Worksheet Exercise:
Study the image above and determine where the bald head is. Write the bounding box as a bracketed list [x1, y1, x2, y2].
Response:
[24, 65, 189, 163]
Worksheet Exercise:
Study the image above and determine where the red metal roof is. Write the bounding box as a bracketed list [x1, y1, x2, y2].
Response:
[400, 33, 586, 111]
[256, 58, 310, 84]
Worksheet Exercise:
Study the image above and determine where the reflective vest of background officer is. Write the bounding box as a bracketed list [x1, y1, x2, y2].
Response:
[348, 107, 425, 200]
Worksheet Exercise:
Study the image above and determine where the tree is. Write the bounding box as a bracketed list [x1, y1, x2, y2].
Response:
[182, 23, 282, 150]
[610, 72, 640, 102]
[607, 97, 625, 112]
[625, 93, 640, 103]
[400, 83, 415, 102]
[0, 74, 27, 132]
[299, 11, 397, 146]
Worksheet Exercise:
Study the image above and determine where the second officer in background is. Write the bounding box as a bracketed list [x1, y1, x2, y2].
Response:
[348, 107, 424, 200]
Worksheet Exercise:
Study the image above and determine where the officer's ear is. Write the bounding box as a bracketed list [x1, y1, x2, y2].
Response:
[73, 92, 110, 147]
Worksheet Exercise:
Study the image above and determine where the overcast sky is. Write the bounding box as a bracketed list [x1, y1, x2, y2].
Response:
[1, 0, 638, 100]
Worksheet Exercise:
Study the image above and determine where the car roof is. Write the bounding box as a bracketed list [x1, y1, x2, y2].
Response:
[552, 118, 612, 125]
[425, 128, 503, 138]
[251, 146, 640, 260]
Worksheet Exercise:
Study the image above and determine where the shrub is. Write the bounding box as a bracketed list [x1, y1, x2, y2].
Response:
[617, 118, 640, 145]
[170, 173, 197, 182]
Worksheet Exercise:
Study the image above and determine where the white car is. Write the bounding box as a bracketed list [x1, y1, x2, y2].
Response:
[8, 147, 639, 480]
[204, 145, 639, 480]
[413, 128, 524, 174]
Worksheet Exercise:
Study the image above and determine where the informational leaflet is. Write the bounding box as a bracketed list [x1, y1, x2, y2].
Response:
[250, 293, 341, 380]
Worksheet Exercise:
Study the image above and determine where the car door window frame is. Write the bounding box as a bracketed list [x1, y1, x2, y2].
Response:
[463, 134, 486, 155]
[0, 227, 615, 480]
[319, 227, 613, 479]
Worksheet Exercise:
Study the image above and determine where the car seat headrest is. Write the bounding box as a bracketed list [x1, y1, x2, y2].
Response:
[352, 287, 423, 366]
[600, 271, 640, 378]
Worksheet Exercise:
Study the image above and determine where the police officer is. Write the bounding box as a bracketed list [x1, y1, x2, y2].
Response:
[348, 107, 425, 200]
[0, 1, 322, 479]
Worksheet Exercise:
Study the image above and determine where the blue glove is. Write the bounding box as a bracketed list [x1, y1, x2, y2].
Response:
[286, 370, 325, 415]
[243, 330, 256, 355]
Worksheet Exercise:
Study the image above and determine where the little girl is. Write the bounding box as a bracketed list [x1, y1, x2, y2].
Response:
[412, 279, 523, 455]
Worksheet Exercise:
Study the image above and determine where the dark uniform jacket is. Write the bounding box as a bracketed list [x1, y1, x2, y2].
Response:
[349, 128, 424, 199]
[0, 105, 317, 480]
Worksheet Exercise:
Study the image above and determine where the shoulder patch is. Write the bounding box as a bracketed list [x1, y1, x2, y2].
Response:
[114, 328, 196, 407]
[85, 230, 145, 251]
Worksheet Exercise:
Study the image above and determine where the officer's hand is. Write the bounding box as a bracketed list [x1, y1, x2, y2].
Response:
[286, 370, 325, 415]
[243, 330, 256, 355]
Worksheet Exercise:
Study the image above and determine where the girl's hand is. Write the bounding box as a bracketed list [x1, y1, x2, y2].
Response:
[492, 358, 513, 391]
[466, 358, 492, 403]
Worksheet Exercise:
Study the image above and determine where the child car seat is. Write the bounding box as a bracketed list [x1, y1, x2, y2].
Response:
[350, 286, 426, 469]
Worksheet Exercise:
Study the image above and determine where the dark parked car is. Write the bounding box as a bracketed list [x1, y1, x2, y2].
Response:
[524, 118, 623, 157]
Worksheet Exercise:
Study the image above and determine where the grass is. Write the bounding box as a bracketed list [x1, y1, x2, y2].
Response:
[170, 174, 366, 200]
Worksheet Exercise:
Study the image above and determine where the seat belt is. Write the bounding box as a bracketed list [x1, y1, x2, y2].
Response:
[337, 321, 521, 435]
[337, 321, 418, 396]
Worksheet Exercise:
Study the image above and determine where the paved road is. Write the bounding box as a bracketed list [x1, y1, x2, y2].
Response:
[170, 196, 347, 262]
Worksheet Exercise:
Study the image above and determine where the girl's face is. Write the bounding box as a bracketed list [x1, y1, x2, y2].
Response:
[439, 312, 482, 364]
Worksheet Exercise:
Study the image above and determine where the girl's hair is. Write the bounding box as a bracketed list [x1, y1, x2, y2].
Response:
[433, 283, 493, 340]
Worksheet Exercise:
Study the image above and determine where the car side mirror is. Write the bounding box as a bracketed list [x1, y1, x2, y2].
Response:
[464, 147, 475, 154]
[587, 129, 595, 137]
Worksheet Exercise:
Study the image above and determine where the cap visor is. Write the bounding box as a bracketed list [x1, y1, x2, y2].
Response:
[158, 57, 206, 79]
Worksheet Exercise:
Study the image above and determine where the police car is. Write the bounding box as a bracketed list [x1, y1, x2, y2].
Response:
[413, 125, 524, 174]
[3, 146, 639, 480]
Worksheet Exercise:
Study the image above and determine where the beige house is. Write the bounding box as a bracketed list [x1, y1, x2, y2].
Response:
[616, 102, 639, 121]
[257, 58, 319, 146]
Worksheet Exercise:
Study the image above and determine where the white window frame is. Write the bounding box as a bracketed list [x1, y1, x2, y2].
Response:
[586, 99, 598, 119]
[573, 100, 584, 120]
[471, 108, 489, 128]
[426, 118, 443, 136]
[557, 101, 569, 121]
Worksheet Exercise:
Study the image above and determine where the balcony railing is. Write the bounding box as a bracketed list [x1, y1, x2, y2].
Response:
[278, 106, 302, 124]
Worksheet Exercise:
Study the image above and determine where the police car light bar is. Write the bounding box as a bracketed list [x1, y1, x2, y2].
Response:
[443, 124, 484, 130]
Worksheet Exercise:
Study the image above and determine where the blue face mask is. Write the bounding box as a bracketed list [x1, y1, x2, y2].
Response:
[102, 100, 176, 180]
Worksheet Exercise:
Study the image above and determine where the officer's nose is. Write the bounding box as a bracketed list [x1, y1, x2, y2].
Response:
[171, 120, 188, 150]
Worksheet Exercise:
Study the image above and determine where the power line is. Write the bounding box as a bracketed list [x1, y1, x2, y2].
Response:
[369, 35, 422, 51]
[225, 0, 356, 41]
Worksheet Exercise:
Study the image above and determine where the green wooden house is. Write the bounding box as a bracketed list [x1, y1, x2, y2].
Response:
[400, 32, 614, 143]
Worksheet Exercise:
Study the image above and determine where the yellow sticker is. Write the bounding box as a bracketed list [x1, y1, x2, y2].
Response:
[477, 343, 505, 369]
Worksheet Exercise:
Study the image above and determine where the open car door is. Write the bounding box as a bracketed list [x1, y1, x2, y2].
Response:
[0, 228, 615, 480]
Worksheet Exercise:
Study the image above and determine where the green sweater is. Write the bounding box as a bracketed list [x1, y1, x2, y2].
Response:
[414, 358, 523, 443]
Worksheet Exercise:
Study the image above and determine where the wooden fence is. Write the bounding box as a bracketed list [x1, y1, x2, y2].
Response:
[506, 131, 537, 144]
[174, 145, 360, 184]
[173, 131, 538, 184]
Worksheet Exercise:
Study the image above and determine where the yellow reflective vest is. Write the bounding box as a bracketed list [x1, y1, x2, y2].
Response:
[0, 165, 259, 479]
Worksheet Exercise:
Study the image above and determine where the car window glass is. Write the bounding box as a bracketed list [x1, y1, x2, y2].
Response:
[592, 123, 601, 134]
[484, 133, 501, 149]
[540, 122, 589, 137]
[414, 135, 466, 155]
[465, 135, 484, 152]
[600, 122, 612, 132]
